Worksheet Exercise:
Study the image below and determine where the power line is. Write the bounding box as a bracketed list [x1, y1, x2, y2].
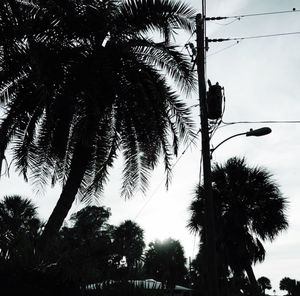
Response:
[220, 119, 300, 128]
[232, 31, 300, 41]
[180, 31, 196, 53]
[210, 18, 240, 26]
[206, 8, 300, 21]
[134, 129, 201, 220]
[208, 31, 300, 43]
[207, 41, 240, 57]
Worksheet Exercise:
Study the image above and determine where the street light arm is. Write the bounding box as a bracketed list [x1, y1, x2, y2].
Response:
[211, 132, 247, 153]
[210, 127, 272, 155]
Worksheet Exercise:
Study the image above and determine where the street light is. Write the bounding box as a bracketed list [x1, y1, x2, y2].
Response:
[246, 127, 272, 137]
[211, 127, 272, 155]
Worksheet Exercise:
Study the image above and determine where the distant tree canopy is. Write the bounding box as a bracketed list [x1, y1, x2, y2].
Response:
[0, 195, 202, 295]
[0, 198, 148, 286]
[188, 157, 288, 296]
[143, 238, 187, 290]
[55, 206, 113, 283]
[280, 277, 300, 296]
[257, 276, 272, 295]
[69, 205, 111, 237]
[112, 220, 145, 270]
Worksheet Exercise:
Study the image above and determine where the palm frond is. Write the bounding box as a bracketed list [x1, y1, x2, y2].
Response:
[164, 89, 196, 144]
[16, 0, 39, 9]
[121, 123, 151, 199]
[81, 118, 120, 203]
[127, 39, 196, 93]
[118, 0, 196, 39]
[29, 112, 56, 194]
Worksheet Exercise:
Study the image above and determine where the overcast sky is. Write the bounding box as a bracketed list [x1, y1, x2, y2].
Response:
[1, 0, 300, 294]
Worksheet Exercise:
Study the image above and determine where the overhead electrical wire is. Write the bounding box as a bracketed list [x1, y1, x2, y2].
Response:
[231, 31, 300, 41]
[208, 31, 300, 43]
[206, 8, 300, 21]
[207, 41, 240, 57]
[206, 8, 300, 45]
[220, 120, 300, 127]
[211, 19, 240, 26]
[134, 128, 201, 220]
[180, 31, 196, 53]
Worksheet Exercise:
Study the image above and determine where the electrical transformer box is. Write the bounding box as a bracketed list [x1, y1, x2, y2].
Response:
[207, 81, 223, 119]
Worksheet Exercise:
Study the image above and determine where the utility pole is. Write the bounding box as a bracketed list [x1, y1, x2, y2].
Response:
[196, 13, 219, 296]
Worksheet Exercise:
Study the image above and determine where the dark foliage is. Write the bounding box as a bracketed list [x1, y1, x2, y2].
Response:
[188, 157, 288, 295]
[143, 238, 187, 290]
[0, 264, 81, 296]
[0, 195, 42, 265]
[112, 220, 145, 272]
[257, 276, 271, 295]
[280, 277, 300, 296]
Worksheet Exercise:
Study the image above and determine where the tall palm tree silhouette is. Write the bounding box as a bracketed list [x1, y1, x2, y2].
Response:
[0, 0, 196, 251]
[188, 157, 288, 295]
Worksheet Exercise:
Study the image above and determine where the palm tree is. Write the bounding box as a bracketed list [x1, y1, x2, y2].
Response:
[69, 205, 112, 239]
[0, 0, 196, 252]
[112, 220, 145, 272]
[143, 238, 187, 294]
[188, 157, 288, 296]
[0, 195, 41, 264]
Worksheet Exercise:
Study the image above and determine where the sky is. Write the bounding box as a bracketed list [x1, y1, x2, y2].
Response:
[1, 0, 300, 294]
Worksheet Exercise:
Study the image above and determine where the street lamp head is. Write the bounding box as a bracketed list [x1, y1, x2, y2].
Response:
[246, 127, 272, 137]
[211, 126, 272, 156]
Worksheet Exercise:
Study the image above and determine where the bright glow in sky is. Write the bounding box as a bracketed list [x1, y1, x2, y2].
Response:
[1, 1, 300, 295]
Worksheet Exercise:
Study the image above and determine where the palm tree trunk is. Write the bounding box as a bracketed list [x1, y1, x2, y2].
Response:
[245, 262, 260, 296]
[38, 142, 91, 254]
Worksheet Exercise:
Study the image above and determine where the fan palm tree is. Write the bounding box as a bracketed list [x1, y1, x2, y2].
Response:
[143, 238, 187, 294]
[112, 220, 145, 272]
[188, 157, 288, 296]
[0, 195, 41, 264]
[0, 0, 196, 252]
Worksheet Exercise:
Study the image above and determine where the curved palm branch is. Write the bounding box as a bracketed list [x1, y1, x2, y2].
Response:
[117, 0, 196, 39]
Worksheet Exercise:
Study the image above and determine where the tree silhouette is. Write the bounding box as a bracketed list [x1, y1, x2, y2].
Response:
[258, 276, 272, 295]
[143, 238, 187, 294]
[0, 195, 41, 265]
[0, 0, 197, 253]
[112, 220, 145, 273]
[53, 206, 113, 283]
[188, 157, 288, 296]
[280, 277, 298, 296]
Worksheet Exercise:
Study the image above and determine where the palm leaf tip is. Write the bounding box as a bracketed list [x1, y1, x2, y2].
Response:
[120, 0, 196, 37]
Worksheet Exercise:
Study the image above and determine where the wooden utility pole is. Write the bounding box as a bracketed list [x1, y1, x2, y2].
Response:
[196, 13, 219, 296]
